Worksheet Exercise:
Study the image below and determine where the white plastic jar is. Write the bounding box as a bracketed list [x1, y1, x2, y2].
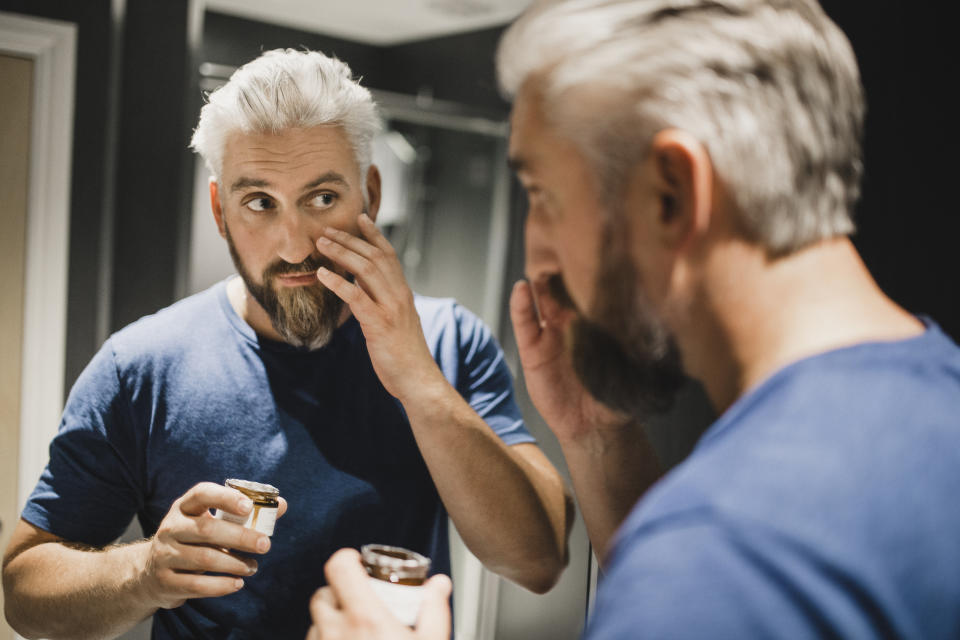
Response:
[361, 543, 432, 627]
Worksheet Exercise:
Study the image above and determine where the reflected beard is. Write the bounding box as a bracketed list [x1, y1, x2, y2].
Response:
[224, 224, 344, 350]
[263, 275, 344, 350]
[552, 219, 685, 417]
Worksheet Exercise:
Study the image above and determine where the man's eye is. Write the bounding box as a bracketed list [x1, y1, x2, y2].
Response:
[309, 193, 336, 208]
[245, 197, 273, 212]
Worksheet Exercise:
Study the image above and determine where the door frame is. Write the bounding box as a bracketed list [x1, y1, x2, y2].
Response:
[0, 11, 76, 510]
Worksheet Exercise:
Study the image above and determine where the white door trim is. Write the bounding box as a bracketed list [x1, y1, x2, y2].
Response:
[0, 11, 77, 510]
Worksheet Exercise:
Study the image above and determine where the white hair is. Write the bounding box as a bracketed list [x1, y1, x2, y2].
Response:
[498, 0, 865, 255]
[190, 48, 382, 183]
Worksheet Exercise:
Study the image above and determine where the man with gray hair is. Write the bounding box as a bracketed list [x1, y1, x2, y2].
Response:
[313, 0, 960, 637]
[2, 48, 571, 639]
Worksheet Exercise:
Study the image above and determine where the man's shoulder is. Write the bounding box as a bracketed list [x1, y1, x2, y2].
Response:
[624, 324, 960, 535]
[413, 294, 488, 342]
[793, 321, 960, 391]
[604, 324, 960, 633]
[737, 323, 960, 442]
[108, 282, 226, 364]
[796, 321, 960, 387]
[413, 293, 464, 322]
[639, 329, 960, 519]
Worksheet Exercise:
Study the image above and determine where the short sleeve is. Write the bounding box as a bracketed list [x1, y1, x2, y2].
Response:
[21, 339, 145, 546]
[451, 303, 534, 446]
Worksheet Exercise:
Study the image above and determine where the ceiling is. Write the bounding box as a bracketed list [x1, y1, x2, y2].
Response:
[204, 0, 535, 46]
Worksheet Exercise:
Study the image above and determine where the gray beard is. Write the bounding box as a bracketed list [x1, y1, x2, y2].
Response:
[567, 312, 684, 417]
[224, 223, 345, 350]
[258, 279, 344, 350]
[553, 217, 685, 417]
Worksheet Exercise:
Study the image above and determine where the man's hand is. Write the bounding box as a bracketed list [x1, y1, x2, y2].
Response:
[307, 548, 451, 640]
[510, 278, 630, 443]
[316, 216, 570, 592]
[139, 482, 287, 609]
[2, 483, 289, 639]
[315, 214, 446, 402]
[511, 278, 663, 561]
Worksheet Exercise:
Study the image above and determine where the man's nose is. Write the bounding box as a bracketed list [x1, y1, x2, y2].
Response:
[276, 210, 319, 265]
[524, 213, 561, 284]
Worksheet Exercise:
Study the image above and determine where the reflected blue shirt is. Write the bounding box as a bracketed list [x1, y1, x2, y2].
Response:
[23, 279, 533, 638]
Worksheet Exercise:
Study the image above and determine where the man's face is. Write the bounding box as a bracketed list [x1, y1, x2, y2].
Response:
[214, 125, 370, 349]
[508, 88, 684, 415]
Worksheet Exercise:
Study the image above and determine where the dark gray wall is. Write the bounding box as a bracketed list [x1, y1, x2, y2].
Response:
[201, 11, 384, 83]
[201, 12, 509, 114]
[380, 26, 509, 113]
[111, 0, 198, 331]
[822, 1, 958, 340]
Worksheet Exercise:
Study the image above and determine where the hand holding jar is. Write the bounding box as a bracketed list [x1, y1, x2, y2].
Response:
[214, 478, 281, 536]
[137, 481, 287, 610]
[307, 547, 452, 640]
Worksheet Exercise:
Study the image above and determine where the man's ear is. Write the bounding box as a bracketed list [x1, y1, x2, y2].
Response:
[649, 128, 713, 250]
[364, 164, 382, 222]
[209, 177, 226, 238]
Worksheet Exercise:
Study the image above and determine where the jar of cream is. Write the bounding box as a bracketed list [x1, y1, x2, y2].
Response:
[214, 478, 280, 536]
[360, 544, 431, 627]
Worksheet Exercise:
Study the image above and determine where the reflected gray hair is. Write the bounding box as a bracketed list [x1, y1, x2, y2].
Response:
[498, 0, 865, 255]
[190, 48, 382, 183]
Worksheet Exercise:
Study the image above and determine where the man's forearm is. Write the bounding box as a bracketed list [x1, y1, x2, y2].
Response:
[3, 539, 156, 640]
[399, 375, 571, 594]
[558, 420, 662, 565]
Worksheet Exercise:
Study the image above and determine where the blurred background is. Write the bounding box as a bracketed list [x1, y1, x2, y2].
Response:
[0, 0, 950, 639]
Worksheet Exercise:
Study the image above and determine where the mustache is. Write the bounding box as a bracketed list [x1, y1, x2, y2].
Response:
[264, 254, 336, 280]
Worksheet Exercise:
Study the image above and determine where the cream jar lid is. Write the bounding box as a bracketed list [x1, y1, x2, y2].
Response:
[361, 544, 431, 582]
[225, 478, 279, 501]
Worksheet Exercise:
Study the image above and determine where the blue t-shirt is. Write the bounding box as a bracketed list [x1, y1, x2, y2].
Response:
[23, 280, 533, 638]
[586, 321, 960, 639]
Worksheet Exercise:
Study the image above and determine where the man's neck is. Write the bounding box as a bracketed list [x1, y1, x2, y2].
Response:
[679, 237, 924, 413]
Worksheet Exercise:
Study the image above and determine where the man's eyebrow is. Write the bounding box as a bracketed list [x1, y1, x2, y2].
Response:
[302, 171, 349, 191]
[230, 177, 271, 193]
